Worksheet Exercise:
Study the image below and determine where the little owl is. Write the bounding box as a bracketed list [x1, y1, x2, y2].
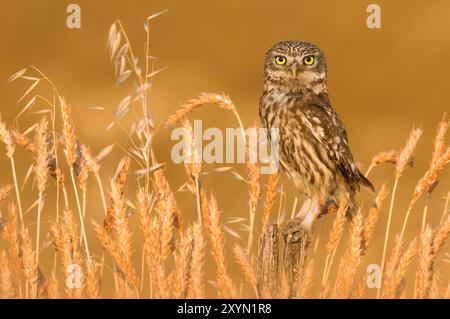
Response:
[259, 41, 374, 232]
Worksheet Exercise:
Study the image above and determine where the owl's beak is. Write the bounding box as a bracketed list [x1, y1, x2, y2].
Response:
[290, 65, 298, 78]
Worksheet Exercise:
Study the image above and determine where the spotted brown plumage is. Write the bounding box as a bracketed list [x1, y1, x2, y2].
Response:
[259, 41, 373, 230]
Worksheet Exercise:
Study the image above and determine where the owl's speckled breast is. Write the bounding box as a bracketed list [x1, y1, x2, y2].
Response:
[260, 90, 338, 199]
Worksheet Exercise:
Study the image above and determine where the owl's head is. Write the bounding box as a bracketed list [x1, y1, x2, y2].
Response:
[264, 41, 327, 93]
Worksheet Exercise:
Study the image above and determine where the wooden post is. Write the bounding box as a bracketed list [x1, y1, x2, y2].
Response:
[257, 224, 280, 297]
[283, 219, 311, 297]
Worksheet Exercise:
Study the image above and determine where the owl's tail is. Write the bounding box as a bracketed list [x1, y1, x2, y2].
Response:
[344, 171, 374, 219]
[358, 170, 375, 192]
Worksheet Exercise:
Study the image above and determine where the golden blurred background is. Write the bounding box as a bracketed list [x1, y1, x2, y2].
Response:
[0, 0, 449, 297]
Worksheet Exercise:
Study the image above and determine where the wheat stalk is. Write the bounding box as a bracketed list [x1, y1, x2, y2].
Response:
[0, 250, 17, 299]
[419, 117, 449, 231]
[182, 119, 203, 226]
[33, 116, 49, 263]
[46, 272, 60, 299]
[2, 204, 22, 284]
[365, 150, 404, 176]
[173, 227, 194, 298]
[378, 128, 422, 298]
[153, 167, 182, 258]
[381, 237, 417, 298]
[398, 147, 450, 249]
[233, 244, 259, 298]
[96, 168, 139, 297]
[20, 226, 39, 298]
[415, 225, 434, 298]
[333, 209, 364, 298]
[322, 199, 347, 286]
[0, 185, 11, 205]
[0, 115, 23, 224]
[433, 213, 450, 258]
[246, 121, 262, 252]
[166, 93, 246, 145]
[363, 184, 389, 252]
[188, 222, 206, 298]
[60, 98, 90, 260]
[203, 193, 236, 298]
[49, 209, 85, 298]
[86, 258, 100, 299]
[262, 172, 279, 229]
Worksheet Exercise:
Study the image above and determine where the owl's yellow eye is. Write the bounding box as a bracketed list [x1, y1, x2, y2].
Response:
[303, 55, 315, 65]
[275, 56, 287, 65]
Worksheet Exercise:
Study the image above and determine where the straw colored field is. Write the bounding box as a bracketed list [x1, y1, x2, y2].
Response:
[0, 1, 449, 299]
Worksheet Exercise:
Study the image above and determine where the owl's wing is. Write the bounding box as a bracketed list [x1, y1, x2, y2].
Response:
[299, 94, 374, 192]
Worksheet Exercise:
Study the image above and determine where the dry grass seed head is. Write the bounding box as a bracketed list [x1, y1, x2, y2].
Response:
[363, 184, 389, 251]
[173, 227, 194, 298]
[0, 185, 12, 205]
[136, 187, 152, 236]
[104, 156, 131, 234]
[153, 168, 182, 257]
[46, 272, 60, 299]
[60, 97, 78, 167]
[232, 244, 258, 297]
[143, 217, 168, 298]
[205, 193, 236, 298]
[412, 148, 450, 204]
[0, 115, 15, 158]
[432, 212, 450, 259]
[20, 226, 39, 298]
[166, 93, 238, 128]
[382, 238, 417, 298]
[80, 144, 100, 174]
[182, 119, 201, 181]
[49, 209, 84, 298]
[106, 170, 139, 297]
[333, 209, 364, 298]
[188, 221, 206, 298]
[92, 221, 139, 297]
[34, 116, 49, 193]
[2, 204, 22, 279]
[371, 150, 401, 166]
[262, 172, 279, 229]
[0, 250, 17, 299]
[385, 236, 406, 281]
[77, 153, 90, 193]
[395, 128, 423, 179]
[415, 225, 434, 298]
[246, 121, 262, 213]
[326, 199, 348, 255]
[86, 258, 101, 299]
[430, 116, 449, 166]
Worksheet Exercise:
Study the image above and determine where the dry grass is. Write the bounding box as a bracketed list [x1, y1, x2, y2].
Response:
[0, 15, 449, 299]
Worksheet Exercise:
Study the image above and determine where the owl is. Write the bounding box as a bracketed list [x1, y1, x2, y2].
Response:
[259, 41, 373, 231]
